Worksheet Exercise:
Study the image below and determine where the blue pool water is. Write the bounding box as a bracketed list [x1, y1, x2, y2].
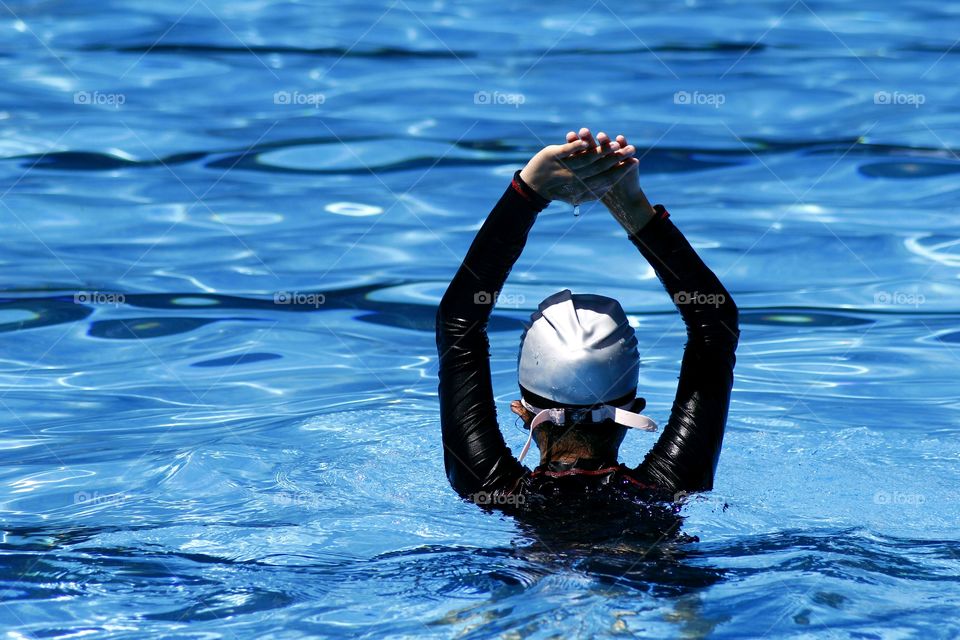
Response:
[2, 0, 959, 637]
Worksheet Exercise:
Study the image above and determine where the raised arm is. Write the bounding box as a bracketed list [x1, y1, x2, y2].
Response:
[585, 130, 740, 493]
[436, 171, 548, 497]
[629, 209, 739, 493]
[437, 135, 638, 497]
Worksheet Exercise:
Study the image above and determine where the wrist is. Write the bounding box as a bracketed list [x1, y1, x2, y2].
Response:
[513, 169, 551, 207]
[518, 166, 546, 199]
[606, 192, 657, 235]
[627, 204, 670, 236]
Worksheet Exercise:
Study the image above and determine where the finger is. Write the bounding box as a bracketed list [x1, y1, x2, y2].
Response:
[565, 135, 622, 170]
[578, 127, 598, 150]
[616, 134, 627, 147]
[576, 143, 636, 177]
[596, 131, 612, 151]
[563, 129, 593, 165]
[563, 146, 614, 169]
[563, 127, 601, 166]
[555, 139, 590, 158]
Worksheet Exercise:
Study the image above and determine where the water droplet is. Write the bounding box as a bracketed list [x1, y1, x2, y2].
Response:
[573, 204, 581, 217]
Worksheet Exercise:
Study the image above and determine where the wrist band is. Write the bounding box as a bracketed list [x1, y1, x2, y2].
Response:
[511, 170, 550, 208]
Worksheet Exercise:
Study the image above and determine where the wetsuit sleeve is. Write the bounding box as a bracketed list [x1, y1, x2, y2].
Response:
[629, 207, 739, 493]
[436, 171, 549, 497]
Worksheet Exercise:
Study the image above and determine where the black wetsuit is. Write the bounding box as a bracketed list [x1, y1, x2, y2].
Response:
[436, 172, 739, 511]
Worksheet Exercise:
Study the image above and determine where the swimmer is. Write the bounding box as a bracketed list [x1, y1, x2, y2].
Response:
[436, 128, 739, 507]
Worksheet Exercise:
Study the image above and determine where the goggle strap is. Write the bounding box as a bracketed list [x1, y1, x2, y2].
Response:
[516, 399, 658, 465]
[608, 406, 658, 432]
[517, 423, 538, 464]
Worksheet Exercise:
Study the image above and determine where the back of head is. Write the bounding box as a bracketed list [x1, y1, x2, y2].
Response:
[518, 289, 639, 408]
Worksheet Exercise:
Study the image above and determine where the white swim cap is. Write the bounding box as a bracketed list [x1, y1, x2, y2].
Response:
[515, 290, 656, 465]
[518, 289, 640, 407]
